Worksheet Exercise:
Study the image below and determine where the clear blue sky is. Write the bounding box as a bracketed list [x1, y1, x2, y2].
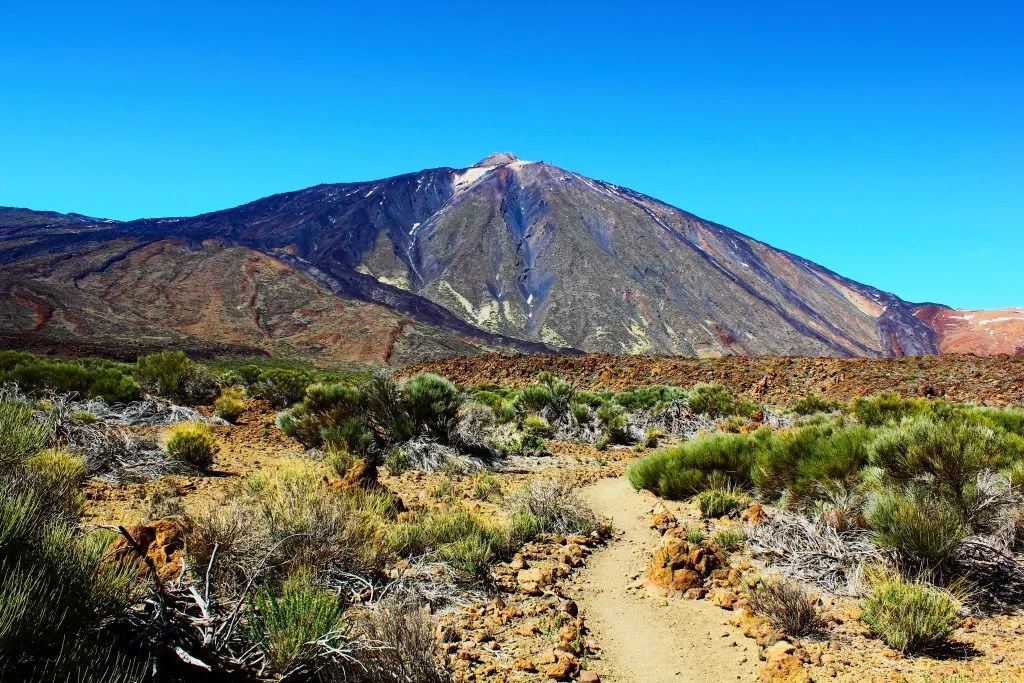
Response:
[2, 1, 1021, 309]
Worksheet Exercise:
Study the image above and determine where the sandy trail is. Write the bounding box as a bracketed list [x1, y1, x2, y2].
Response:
[568, 477, 759, 683]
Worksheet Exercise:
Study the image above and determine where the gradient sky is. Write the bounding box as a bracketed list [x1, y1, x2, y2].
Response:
[2, 1, 1021, 309]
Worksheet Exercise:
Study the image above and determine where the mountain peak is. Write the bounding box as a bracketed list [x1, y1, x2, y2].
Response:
[471, 152, 520, 167]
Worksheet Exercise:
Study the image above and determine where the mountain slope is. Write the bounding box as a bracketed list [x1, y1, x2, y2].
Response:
[0, 153, 1018, 361]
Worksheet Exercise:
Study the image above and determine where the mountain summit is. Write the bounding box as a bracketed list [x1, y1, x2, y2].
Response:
[0, 156, 1020, 363]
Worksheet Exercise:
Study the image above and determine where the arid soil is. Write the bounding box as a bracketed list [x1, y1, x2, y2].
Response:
[83, 394, 1024, 683]
[568, 478, 759, 682]
[406, 353, 1024, 406]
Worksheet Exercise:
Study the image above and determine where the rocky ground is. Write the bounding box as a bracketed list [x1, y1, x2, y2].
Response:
[84, 397, 1024, 683]
[405, 353, 1024, 407]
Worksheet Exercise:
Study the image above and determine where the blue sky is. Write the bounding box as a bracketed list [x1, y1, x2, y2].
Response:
[1, 1, 1021, 309]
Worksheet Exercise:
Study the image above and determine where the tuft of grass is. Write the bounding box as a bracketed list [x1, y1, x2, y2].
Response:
[747, 575, 823, 636]
[163, 421, 218, 471]
[248, 569, 345, 673]
[472, 474, 502, 502]
[0, 398, 49, 468]
[861, 570, 963, 653]
[684, 526, 706, 544]
[430, 478, 454, 501]
[713, 528, 746, 552]
[522, 414, 554, 438]
[213, 387, 245, 422]
[695, 489, 741, 518]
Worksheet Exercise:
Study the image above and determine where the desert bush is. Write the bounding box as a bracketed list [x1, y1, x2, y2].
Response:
[687, 383, 735, 416]
[747, 575, 823, 636]
[213, 386, 245, 422]
[641, 425, 664, 448]
[471, 390, 504, 410]
[490, 423, 547, 457]
[852, 391, 932, 427]
[696, 489, 741, 518]
[348, 598, 452, 683]
[861, 570, 963, 653]
[685, 526, 706, 544]
[163, 421, 218, 470]
[494, 399, 517, 424]
[255, 465, 392, 577]
[792, 393, 840, 416]
[453, 402, 496, 451]
[596, 403, 629, 444]
[0, 351, 140, 404]
[570, 402, 591, 425]
[504, 478, 598, 537]
[135, 350, 218, 404]
[513, 384, 553, 416]
[611, 384, 686, 413]
[390, 509, 501, 578]
[752, 423, 871, 502]
[249, 368, 316, 408]
[713, 528, 745, 552]
[865, 489, 969, 565]
[629, 432, 756, 499]
[248, 568, 346, 674]
[522, 413, 554, 437]
[537, 372, 575, 421]
[403, 373, 461, 442]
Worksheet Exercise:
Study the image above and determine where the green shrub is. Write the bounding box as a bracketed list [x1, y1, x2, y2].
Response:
[537, 372, 575, 420]
[164, 421, 218, 470]
[390, 509, 501, 577]
[641, 426, 664, 449]
[861, 571, 963, 653]
[866, 489, 968, 564]
[852, 391, 932, 427]
[752, 423, 871, 502]
[747, 576, 823, 636]
[611, 385, 686, 413]
[135, 350, 218, 404]
[403, 373, 461, 442]
[213, 386, 245, 422]
[0, 351, 140, 404]
[570, 402, 591, 425]
[491, 424, 547, 457]
[596, 403, 629, 444]
[248, 569, 345, 673]
[522, 414, 554, 438]
[696, 489, 741, 518]
[629, 432, 756, 499]
[249, 368, 316, 408]
[685, 526, 706, 544]
[792, 393, 840, 416]
[0, 398, 49, 468]
[688, 383, 735, 416]
[513, 384, 553, 415]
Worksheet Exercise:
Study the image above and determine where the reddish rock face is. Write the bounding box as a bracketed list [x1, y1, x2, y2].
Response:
[916, 304, 1024, 355]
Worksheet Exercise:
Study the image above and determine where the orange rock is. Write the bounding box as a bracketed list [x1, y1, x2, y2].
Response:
[109, 519, 184, 582]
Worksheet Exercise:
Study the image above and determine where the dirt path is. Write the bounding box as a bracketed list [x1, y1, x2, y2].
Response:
[568, 477, 759, 683]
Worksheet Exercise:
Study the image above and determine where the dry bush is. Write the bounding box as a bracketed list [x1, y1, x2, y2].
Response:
[503, 478, 598, 537]
[345, 598, 452, 683]
[747, 575, 824, 636]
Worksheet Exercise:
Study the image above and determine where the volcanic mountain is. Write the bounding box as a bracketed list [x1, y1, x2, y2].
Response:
[1, 153, 1019, 364]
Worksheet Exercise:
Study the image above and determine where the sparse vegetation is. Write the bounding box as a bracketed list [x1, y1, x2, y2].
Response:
[135, 350, 219, 404]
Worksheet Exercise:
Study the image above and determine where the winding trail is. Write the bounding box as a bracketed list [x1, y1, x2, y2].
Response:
[568, 477, 759, 683]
